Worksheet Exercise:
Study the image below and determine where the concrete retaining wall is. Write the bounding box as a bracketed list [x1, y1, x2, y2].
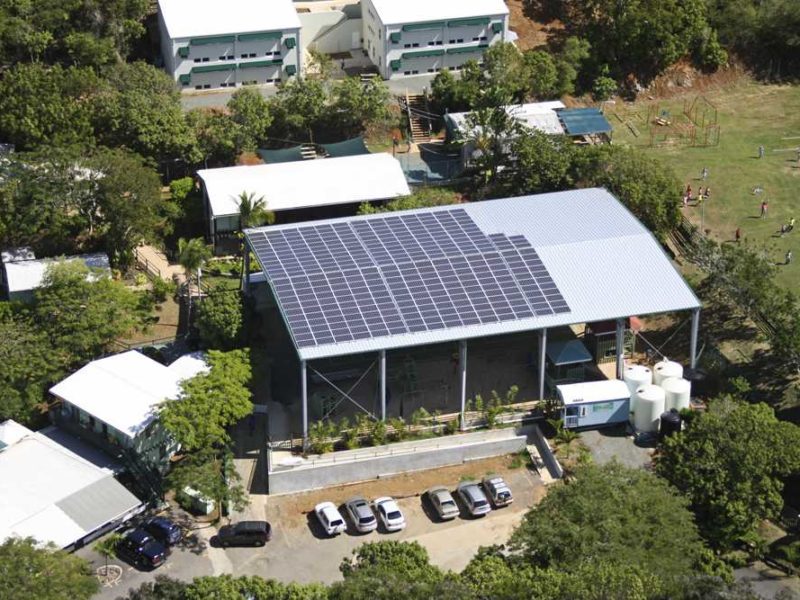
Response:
[267, 427, 529, 495]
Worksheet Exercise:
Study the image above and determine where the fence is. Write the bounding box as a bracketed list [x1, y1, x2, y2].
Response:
[133, 247, 163, 281]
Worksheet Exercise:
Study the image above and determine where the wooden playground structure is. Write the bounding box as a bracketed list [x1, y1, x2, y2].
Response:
[611, 95, 721, 148]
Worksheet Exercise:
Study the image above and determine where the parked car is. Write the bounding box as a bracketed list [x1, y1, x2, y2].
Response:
[457, 481, 492, 517]
[482, 475, 513, 507]
[315, 502, 347, 536]
[216, 521, 272, 547]
[373, 497, 406, 532]
[143, 517, 183, 546]
[116, 529, 168, 569]
[344, 496, 378, 533]
[427, 486, 460, 521]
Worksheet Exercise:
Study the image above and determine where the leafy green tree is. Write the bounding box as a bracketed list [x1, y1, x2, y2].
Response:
[237, 191, 275, 230]
[0, 537, 98, 600]
[523, 50, 559, 99]
[196, 291, 244, 350]
[64, 32, 117, 68]
[177, 237, 212, 322]
[509, 463, 709, 581]
[592, 74, 618, 100]
[357, 187, 460, 215]
[0, 63, 98, 150]
[481, 42, 529, 103]
[553, 37, 591, 96]
[0, 306, 66, 425]
[186, 109, 239, 166]
[116, 576, 188, 600]
[657, 397, 800, 548]
[228, 88, 273, 153]
[186, 574, 328, 600]
[330, 78, 392, 137]
[268, 78, 327, 141]
[504, 129, 577, 196]
[169, 447, 249, 514]
[93, 532, 122, 577]
[161, 349, 253, 451]
[34, 261, 149, 365]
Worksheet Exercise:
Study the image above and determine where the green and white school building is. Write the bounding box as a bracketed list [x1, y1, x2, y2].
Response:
[157, 0, 302, 91]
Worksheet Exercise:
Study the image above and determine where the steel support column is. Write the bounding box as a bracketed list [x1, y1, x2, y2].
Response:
[690, 308, 700, 368]
[379, 350, 387, 421]
[615, 318, 625, 379]
[243, 243, 251, 293]
[459, 340, 467, 431]
[300, 360, 308, 449]
[538, 329, 547, 400]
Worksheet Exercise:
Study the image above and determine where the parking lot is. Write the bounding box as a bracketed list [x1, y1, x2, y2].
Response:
[81, 455, 545, 598]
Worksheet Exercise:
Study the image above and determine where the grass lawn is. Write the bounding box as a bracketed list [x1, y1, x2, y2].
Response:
[611, 79, 800, 292]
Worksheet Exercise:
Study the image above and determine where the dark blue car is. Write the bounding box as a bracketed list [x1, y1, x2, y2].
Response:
[143, 517, 182, 546]
[116, 529, 168, 569]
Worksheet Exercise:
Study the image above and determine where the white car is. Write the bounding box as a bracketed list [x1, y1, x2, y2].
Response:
[344, 496, 378, 533]
[314, 502, 347, 536]
[373, 497, 406, 532]
[482, 475, 513, 507]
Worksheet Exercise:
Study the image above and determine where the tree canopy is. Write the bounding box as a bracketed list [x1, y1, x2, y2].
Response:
[657, 397, 800, 548]
[0, 537, 98, 600]
[195, 291, 244, 351]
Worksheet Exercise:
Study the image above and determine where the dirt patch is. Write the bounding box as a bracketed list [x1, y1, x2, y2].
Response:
[507, 0, 561, 51]
[271, 454, 531, 529]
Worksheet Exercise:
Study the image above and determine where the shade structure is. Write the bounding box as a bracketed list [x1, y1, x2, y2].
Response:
[558, 108, 612, 136]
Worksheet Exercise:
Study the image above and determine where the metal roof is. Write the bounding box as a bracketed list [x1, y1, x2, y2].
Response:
[558, 108, 612, 136]
[4, 253, 110, 294]
[557, 380, 631, 405]
[158, 0, 301, 40]
[446, 101, 566, 138]
[245, 188, 700, 361]
[198, 154, 411, 218]
[369, 0, 509, 26]
[546, 339, 593, 366]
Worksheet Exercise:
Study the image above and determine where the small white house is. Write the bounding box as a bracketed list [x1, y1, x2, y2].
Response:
[557, 380, 632, 430]
[157, 0, 302, 91]
[0, 420, 143, 550]
[362, 0, 510, 79]
[50, 351, 208, 471]
[197, 153, 411, 248]
[2, 252, 110, 303]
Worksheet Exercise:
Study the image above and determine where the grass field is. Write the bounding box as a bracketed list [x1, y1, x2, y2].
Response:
[611, 80, 800, 291]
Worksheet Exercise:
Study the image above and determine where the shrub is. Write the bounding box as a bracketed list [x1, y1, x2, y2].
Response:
[170, 177, 194, 203]
[150, 277, 175, 302]
[369, 420, 387, 446]
[592, 75, 617, 101]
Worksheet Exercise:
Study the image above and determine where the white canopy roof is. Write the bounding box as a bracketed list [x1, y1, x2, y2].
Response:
[447, 101, 566, 138]
[370, 0, 509, 25]
[557, 380, 632, 406]
[158, 0, 301, 40]
[199, 154, 411, 219]
[0, 421, 142, 548]
[50, 351, 208, 439]
[3, 253, 110, 294]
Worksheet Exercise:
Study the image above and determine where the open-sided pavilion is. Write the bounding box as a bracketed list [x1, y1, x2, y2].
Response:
[243, 188, 701, 445]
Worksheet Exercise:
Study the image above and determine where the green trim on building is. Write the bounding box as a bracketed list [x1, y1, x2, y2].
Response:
[285, 64, 297, 75]
[492, 22, 504, 33]
[390, 32, 401, 43]
[191, 63, 237, 74]
[446, 45, 487, 55]
[190, 35, 236, 45]
[402, 49, 445, 59]
[178, 73, 191, 84]
[284, 37, 296, 49]
[447, 17, 491, 27]
[390, 59, 402, 71]
[402, 21, 445, 31]
[238, 31, 282, 42]
[239, 60, 282, 69]
[178, 46, 190, 58]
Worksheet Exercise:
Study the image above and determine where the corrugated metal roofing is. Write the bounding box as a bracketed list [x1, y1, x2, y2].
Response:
[57, 476, 141, 531]
[245, 188, 699, 361]
[446, 101, 566, 138]
[558, 108, 613, 136]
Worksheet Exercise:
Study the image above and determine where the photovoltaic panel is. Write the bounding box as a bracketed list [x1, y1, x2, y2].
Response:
[247, 207, 570, 348]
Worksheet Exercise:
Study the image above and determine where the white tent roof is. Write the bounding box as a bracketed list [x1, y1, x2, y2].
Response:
[158, 0, 301, 40]
[370, 0, 509, 25]
[557, 380, 632, 406]
[198, 154, 411, 219]
[447, 101, 566, 138]
[3, 253, 110, 294]
[50, 351, 207, 439]
[0, 421, 141, 548]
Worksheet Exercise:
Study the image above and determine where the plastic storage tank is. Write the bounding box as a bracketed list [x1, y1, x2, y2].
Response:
[661, 377, 691, 412]
[659, 409, 682, 442]
[624, 365, 653, 424]
[633, 384, 666, 433]
[653, 360, 684, 386]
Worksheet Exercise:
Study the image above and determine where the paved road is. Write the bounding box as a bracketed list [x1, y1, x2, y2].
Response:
[83, 465, 542, 597]
[581, 424, 655, 469]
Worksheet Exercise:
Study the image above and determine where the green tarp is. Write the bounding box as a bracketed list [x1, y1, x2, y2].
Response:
[320, 137, 370, 158]
[257, 146, 306, 164]
[558, 108, 612, 136]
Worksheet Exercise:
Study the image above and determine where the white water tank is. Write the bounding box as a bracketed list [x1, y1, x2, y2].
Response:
[653, 360, 683, 386]
[624, 365, 653, 424]
[661, 377, 691, 412]
[634, 384, 666, 433]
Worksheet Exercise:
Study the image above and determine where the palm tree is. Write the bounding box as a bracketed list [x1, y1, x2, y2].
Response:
[178, 237, 212, 324]
[236, 191, 275, 284]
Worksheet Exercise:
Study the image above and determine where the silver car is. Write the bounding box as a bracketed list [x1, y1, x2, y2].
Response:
[427, 486, 460, 521]
[457, 481, 492, 517]
[344, 496, 378, 533]
[482, 475, 513, 507]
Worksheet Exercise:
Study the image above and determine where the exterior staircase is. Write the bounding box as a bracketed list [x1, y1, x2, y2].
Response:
[406, 93, 431, 143]
[300, 144, 317, 160]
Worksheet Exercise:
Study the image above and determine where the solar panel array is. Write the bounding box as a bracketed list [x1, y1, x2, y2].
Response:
[248, 208, 570, 348]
